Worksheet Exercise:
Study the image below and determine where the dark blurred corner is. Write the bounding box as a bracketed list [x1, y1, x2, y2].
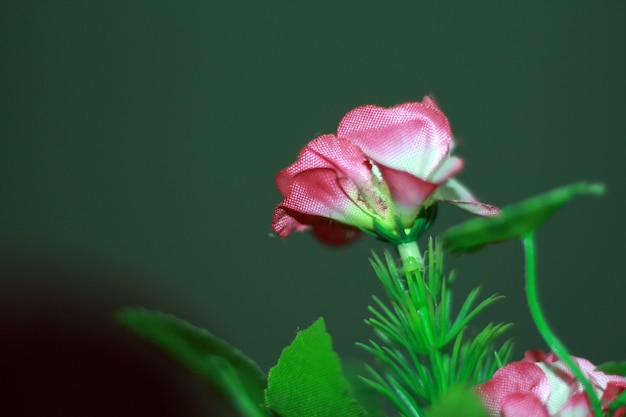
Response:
[0, 249, 236, 416]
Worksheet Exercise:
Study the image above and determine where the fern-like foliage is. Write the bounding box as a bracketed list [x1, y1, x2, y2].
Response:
[359, 238, 512, 417]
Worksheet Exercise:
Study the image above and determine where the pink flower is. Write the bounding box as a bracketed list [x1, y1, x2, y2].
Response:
[476, 350, 626, 417]
[271, 96, 500, 242]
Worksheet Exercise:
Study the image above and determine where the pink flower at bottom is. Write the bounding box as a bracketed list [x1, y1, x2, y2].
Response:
[476, 350, 626, 417]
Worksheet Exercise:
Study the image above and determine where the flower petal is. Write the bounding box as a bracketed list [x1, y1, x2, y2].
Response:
[271, 209, 311, 237]
[273, 134, 387, 237]
[434, 178, 502, 216]
[272, 168, 373, 237]
[275, 134, 371, 197]
[501, 393, 551, 417]
[476, 361, 551, 416]
[559, 393, 591, 417]
[311, 223, 362, 246]
[478, 351, 626, 417]
[602, 382, 626, 417]
[375, 163, 438, 224]
[337, 97, 453, 179]
[537, 362, 579, 413]
[430, 155, 464, 183]
[602, 381, 626, 402]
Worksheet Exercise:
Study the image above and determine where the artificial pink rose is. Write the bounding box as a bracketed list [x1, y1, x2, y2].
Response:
[271, 96, 500, 241]
[476, 350, 626, 417]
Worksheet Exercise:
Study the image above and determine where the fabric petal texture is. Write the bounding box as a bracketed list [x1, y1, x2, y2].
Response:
[477, 350, 626, 417]
[275, 134, 371, 197]
[501, 393, 551, 417]
[337, 100, 452, 178]
[476, 361, 550, 416]
[558, 393, 591, 417]
[272, 169, 374, 237]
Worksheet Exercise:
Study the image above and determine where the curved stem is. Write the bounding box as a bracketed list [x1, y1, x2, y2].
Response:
[522, 232, 602, 416]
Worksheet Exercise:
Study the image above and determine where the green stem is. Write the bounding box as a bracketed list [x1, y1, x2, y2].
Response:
[397, 240, 445, 404]
[522, 232, 602, 416]
[397, 241, 423, 271]
[399, 242, 435, 348]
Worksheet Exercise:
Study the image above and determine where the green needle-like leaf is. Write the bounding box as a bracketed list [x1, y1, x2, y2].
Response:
[117, 308, 269, 417]
[442, 182, 605, 255]
[362, 239, 509, 415]
[265, 318, 367, 417]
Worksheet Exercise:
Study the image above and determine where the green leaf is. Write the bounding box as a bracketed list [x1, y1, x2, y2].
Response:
[596, 361, 626, 376]
[117, 308, 269, 417]
[265, 318, 367, 417]
[427, 385, 489, 417]
[442, 182, 605, 255]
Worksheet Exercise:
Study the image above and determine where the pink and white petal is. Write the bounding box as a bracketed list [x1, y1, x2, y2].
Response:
[542, 356, 599, 392]
[539, 355, 624, 415]
[558, 392, 591, 417]
[429, 155, 464, 183]
[275, 134, 371, 196]
[272, 168, 373, 236]
[537, 362, 579, 413]
[501, 393, 551, 417]
[306, 135, 373, 187]
[276, 135, 336, 196]
[582, 362, 626, 393]
[271, 208, 312, 237]
[476, 361, 551, 415]
[434, 178, 501, 216]
[602, 375, 626, 391]
[337, 99, 452, 178]
[602, 381, 626, 403]
[434, 178, 484, 202]
[603, 382, 626, 417]
[375, 164, 438, 224]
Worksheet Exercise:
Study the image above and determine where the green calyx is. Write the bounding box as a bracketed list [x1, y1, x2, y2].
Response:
[361, 204, 439, 245]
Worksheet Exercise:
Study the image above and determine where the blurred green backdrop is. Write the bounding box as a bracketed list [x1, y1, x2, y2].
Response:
[1, 0, 625, 399]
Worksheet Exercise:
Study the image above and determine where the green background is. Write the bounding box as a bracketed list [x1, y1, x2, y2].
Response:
[1, 0, 624, 391]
